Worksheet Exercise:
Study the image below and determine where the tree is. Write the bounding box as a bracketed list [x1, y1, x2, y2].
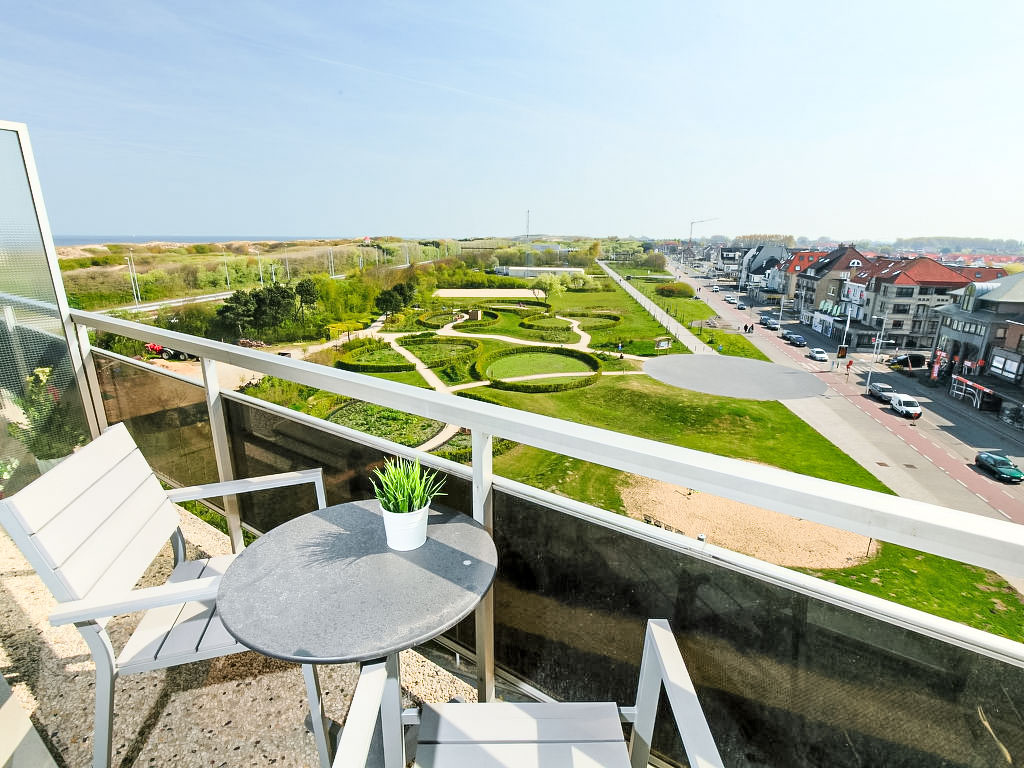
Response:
[216, 289, 256, 338]
[530, 274, 565, 302]
[643, 252, 667, 270]
[252, 283, 297, 330]
[295, 278, 319, 319]
[375, 289, 402, 317]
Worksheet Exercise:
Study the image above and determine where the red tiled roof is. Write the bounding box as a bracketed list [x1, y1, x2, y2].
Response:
[786, 251, 827, 273]
[872, 257, 972, 287]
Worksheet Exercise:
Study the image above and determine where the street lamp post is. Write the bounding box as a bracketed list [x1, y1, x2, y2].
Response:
[256, 248, 264, 286]
[865, 310, 893, 393]
[223, 258, 231, 289]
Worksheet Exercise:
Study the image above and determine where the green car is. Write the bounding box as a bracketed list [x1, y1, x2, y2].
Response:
[975, 452, 1024, 484]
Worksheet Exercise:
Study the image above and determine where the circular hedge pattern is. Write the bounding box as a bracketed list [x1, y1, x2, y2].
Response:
[519, 313, 571, 331]
[334, 340, 415, 373]
[400, 336, 480, 369]
[473, 346, 602, 393]
[562, 311, 621, 330]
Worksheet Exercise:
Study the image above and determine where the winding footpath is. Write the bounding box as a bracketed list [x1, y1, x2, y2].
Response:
[366, 313, 645, 452]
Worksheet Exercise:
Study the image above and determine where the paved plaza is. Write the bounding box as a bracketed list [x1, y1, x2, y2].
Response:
[644, 354, 827, 400]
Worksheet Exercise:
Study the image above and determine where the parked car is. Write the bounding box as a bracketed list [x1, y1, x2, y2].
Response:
[889, 394, 923, 419]
[765, 320, 780, 331]
[788, 334, 806, 347]
[868, 381, 896, 401]
[887, 353, 927, 370]
[710, 285, 720, 292]
[975, 452, 1024, 484]
[725, 295, 737, 304]
[807, 348, 828, 362]
[736, 302, 747, 310]
[779, 329, 795, 341]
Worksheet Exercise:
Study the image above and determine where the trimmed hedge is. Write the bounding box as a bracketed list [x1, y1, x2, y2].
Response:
[562, 311, 622, 330]
[452, 310, 500, 330]
[519, 313, 571, 331]
[334, 339, 415, 373]
[400, 336, 481, 369]
[417, 312, 457, 329]
[490, 373, 599, 393]
[471, 346, 602, 392]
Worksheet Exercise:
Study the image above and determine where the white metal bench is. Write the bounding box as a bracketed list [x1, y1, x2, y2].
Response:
[330, 619, 724, 768]
[0, 422, 327, 768]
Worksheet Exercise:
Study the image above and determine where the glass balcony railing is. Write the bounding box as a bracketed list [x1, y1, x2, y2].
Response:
[72, 309, 1024, 768]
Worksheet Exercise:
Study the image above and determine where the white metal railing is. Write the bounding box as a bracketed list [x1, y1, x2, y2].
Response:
[72, 309, 1024, 674]
[70, 309, 1024, 576]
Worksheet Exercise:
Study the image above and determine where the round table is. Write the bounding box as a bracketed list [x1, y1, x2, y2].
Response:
[217, 499, 497, 767]
[217, 499, 498, 663]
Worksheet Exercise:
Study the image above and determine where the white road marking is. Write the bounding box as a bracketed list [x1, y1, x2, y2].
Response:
[956, 479, 968, 487]
[976, 493, 988, 502]
[996, 509, 1012, 520]
[1003, 490, 1016, 498]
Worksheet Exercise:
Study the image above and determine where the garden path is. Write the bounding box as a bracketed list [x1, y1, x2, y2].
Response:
[436, 314, 647, 360]
[597, 260, 712, 354]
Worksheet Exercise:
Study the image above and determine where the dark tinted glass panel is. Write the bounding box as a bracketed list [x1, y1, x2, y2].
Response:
[493, 489, 1024, 767]
[93, 353, 217, 487]
[222, 397, 471, 532]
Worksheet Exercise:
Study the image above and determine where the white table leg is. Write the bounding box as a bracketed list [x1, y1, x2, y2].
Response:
[303, 663, 334, 768]
[382, 653, 406, 768]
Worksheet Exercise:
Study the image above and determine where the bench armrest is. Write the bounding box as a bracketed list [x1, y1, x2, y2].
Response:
[167, 468, 326, 509]
[49, 576, 220, 626]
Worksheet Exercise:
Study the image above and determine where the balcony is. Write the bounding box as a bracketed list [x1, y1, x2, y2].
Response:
[3, 122, 1024, 768]
[4, 305, 1024, 767]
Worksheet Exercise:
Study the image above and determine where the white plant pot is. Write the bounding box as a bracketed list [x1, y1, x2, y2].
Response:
[381, 505, 429, 551]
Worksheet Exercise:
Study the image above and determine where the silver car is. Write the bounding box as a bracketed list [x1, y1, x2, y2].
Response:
[807, 348, 828, 362]
[868, 381, 896, 401]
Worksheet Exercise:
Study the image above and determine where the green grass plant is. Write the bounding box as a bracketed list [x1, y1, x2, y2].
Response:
[371, 458, 446, 513]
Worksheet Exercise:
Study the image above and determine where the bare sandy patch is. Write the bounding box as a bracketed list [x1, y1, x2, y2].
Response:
[147, 359, 259, 391]
[433, 289, 538, 298]
[621, 475, 876, 569]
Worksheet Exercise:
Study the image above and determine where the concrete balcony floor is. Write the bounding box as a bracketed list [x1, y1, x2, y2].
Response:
[0, 511, 476, 767]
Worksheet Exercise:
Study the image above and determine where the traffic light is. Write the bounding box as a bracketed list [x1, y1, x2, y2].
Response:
[837, 345, 848, 359]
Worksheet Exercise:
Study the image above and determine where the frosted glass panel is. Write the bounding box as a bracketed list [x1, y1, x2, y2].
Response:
[0, 127, 90, 495]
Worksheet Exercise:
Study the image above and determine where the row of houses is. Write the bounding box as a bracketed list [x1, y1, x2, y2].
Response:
[719, 243, 1024, 425]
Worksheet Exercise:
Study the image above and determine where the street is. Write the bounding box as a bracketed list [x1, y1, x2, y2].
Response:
[675, 263, 1024, 526]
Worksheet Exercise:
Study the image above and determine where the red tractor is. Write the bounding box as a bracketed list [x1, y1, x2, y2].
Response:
[145, 343, 192, 360]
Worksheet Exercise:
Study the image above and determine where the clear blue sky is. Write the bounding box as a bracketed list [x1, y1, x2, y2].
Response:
[3, 1, 1022, 242]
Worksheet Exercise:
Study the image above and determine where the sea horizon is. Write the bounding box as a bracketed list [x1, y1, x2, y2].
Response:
[53, 235, 339, 246]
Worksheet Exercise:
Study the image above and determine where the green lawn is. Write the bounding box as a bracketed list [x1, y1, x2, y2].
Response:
[364, 369, 431, 388]
[463, 374, 1024, 642]
[693, 328, 770, 361]
[488, 353, 592, 379]
[399, 339, 477, 367]
[804, 544, 1024, 642]
[454, 308, 578, 344]
[549, 281, 688, 355]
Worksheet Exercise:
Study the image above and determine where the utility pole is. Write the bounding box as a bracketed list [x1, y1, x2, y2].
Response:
[285, 256, 291, 281]
[328, 247, 334, 276]
[224, 258, 231, 289]
[125, 250, 140, 306]
[256, 248, 264, 286]
[526, 209, 530, 243]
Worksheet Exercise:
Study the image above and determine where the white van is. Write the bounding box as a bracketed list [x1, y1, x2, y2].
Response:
[890, 394, 923, 419]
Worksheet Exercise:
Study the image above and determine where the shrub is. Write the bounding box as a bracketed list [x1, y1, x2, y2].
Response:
[400, 336, 480, 369]
[655, 282, 695, 298]
[472, 345, 601, 383]
[490, 374, 599, 393]
[452, 310, 500, 330]
[334, 338, 415, 373]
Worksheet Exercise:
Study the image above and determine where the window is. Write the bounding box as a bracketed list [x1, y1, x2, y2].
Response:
[935, 287, 949, 295]
[995, 327, 1006, 339]
[895, 287, 914, 297]
[828, 286, 836, 296]
[794, 265, 800, 271]
[891, 320, 904, 329]
[892, 304, 911, 314]
[918, 287, 933, 295]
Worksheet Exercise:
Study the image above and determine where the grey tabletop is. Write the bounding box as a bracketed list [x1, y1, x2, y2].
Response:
[216, 499, 498, 664]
